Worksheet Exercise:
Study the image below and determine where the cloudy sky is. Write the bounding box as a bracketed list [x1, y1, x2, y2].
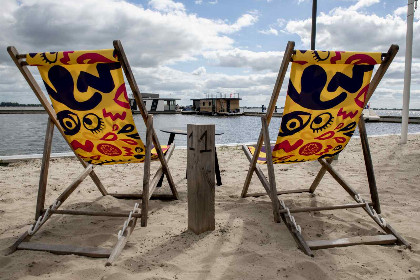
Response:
[0, 0, 419, 108]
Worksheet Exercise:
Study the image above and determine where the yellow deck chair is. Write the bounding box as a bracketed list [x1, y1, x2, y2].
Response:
[241, 41, 410, 256]
[6, 40, 179, 265]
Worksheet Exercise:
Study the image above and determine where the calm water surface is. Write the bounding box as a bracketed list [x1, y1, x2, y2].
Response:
[1, 114, 420, 156]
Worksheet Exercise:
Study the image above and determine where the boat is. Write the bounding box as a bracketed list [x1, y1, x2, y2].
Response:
[363, 108, 380, 122]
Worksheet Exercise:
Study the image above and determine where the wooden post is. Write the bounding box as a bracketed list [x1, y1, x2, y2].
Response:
[187, 124, 215, 234]
[35, 117, 54, 220]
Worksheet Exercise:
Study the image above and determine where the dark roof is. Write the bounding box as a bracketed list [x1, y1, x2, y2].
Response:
[143, 97, 180, 101]
[191, 97, 241, 101]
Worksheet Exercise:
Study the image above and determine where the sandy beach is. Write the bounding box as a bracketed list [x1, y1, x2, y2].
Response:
[0, 134, 419, 279]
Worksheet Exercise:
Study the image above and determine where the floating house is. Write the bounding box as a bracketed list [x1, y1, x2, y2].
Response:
[191, 93, 242, 115]
[129, 93, 179, 113]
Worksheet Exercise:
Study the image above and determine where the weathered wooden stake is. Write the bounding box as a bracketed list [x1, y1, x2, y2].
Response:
[187, 124, 215, 234]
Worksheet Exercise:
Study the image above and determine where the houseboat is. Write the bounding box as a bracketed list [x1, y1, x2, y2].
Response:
[191, 93, 242, 115]
[129, 93, 179, 113]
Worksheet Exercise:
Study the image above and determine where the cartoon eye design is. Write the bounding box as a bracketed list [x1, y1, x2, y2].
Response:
[83, 113, 104, 134]
[310, 112, 334, 133]
[135, 147, 144, 154]
[313, 51, 330, 62]
[40, 52, 58, 64]
[57, 110, 81, 136]
[279, 111, 311, 137]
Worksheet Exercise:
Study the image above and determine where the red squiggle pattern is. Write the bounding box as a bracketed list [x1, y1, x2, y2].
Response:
[292, 61, 308, 65]
[345, 54, 378, 65]
[355, 84, 370, 108]
[71, 140, 94, 152]
[60, 51, 74, 65]
[337, 108, 358, 119]
[330, 51, 344, 64]
[273, 139, 304, 152]
[114, 84, 130, 109]
[102, 108, 127, 121]
[122, 147, 134, 156]
[316, 145, 333, 156]
[76, 53, 117, 64]
[315, 131, 335, 140]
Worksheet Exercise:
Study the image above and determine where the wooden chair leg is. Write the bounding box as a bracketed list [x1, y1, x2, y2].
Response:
[152, 129, 179, 200]
[358, 117, 381, 213]
[141, 116, 152, 227]
[241, 132, 263, 197]
[261, 116, 281, 223]
[309, 157, 334, 193]
[215, 150, 222, 186]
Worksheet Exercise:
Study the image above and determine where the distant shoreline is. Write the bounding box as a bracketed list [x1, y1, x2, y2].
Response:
[2, 107, 420, 123]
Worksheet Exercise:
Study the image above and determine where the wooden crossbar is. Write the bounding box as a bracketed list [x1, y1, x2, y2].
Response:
[245, 189, 310, 198]
[18, 242, 112, 258]
[110, 193, 176, 200]
[282, 203, 371, 214]
[307, 235, 397, 250]
[48, 209, 142, 218]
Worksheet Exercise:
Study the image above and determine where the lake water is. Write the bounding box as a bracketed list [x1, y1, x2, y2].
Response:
[1, 113, 420, 156]
[242, 107, 420, 117]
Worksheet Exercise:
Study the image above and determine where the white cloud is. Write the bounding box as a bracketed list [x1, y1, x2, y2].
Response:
[148, 0, 185, 13]
[192, 66, 207, 75]
[203, 48, 284, 71]
[276, 18, 286, 27]
[348, 0, 380, 11]
[195, 0, 203, 4]
[259, 27, 278, 36]
[209, 0, 218, 5]
[394, 4, 420, 20]
[228, 13, 259, 33]
[284, 3, 419, 57]
[394, 6, 406, 17]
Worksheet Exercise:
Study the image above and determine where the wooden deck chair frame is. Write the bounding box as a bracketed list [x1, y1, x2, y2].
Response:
[6, 40, 179, 265]
[241, 41, 410, 256]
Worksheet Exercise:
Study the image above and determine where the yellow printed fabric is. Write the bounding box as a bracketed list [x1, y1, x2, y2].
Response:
[27, 49, 167, 165]
[254, 50, 382, 164]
